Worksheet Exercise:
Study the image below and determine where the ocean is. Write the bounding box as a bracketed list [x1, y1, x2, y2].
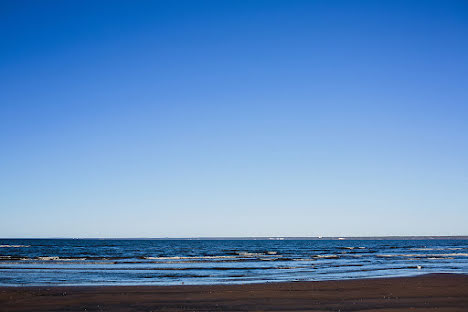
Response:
[1, 238, 467, 286]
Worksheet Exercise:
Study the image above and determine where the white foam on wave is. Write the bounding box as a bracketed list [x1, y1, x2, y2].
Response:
[237, 251, 280, 257]
[237, 252, 265, 257]
[0, 245, 30, 248]
[377, 253, 468, 258]
[144, 256, 238, 260]
[342, 247, 366, 250]
[314, 255, 339, 259]
[410, 247, 463, 251]
[277, 266, 302, 270]
[33, 256, 87, 261]
[37, 256, 60, 260]
[431, 253, 468, 257]
[144, 252, 280, 261]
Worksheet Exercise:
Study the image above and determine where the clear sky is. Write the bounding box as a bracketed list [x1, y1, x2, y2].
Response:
[1, 0, 467, 238]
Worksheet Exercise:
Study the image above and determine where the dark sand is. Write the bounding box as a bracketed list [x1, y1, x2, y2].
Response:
[1, 274, 467, 311]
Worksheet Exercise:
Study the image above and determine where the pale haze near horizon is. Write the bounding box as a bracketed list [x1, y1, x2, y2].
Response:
[1, 1, 467, 238]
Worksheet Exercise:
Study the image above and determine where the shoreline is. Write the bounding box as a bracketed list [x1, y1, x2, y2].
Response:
[1, 273, 467, 311]
[0, 271, 457, 288]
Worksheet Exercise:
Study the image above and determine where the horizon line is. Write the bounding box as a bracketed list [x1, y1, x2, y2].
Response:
[2, 235, 468, 240]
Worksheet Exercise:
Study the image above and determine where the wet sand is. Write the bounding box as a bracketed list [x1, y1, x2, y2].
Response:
[1, 274, 467, 311]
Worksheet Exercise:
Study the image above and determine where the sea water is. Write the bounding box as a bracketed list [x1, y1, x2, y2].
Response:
[0, 238, 467, 286]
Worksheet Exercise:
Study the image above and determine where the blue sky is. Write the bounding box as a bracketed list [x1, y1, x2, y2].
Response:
[1, 0, 467, 238]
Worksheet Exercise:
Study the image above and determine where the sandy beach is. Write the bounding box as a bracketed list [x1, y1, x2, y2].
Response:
[1, 273, 467, 311]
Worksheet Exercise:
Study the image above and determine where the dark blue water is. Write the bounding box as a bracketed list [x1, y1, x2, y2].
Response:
[1, 239, 467, 286]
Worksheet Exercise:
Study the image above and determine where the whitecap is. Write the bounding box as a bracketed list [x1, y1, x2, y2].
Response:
[37, 256, 60, 261]
[376, 253, 468, 258]
[144, 255, 238, 260]
[237, 252, 265, 257]
[314, 254, 339, 259]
